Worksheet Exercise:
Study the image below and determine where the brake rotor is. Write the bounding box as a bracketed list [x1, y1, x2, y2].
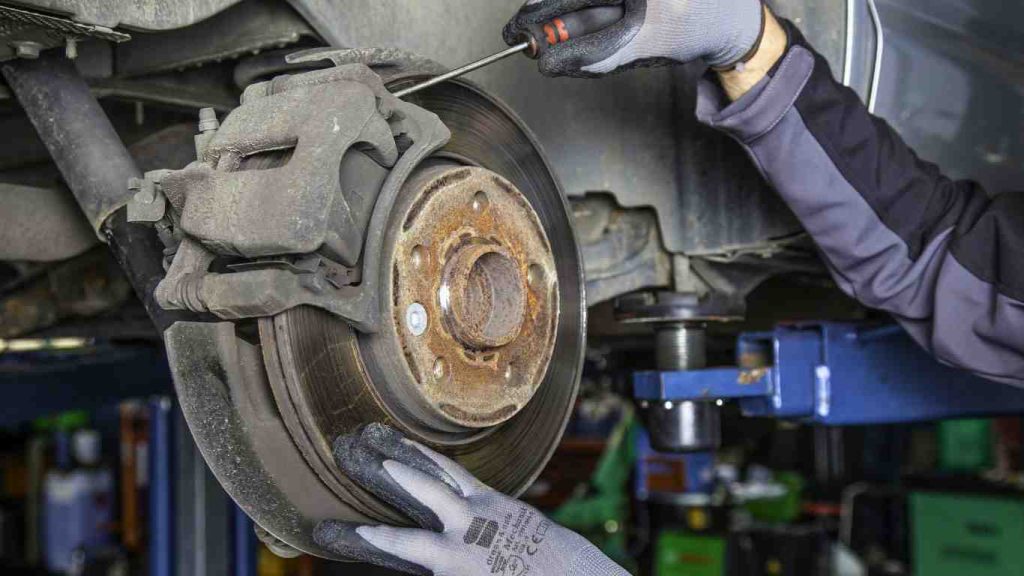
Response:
[258, 77, 585, 535]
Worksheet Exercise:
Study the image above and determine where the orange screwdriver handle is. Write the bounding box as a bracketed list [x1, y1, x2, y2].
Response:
[521, 6, 626, 59]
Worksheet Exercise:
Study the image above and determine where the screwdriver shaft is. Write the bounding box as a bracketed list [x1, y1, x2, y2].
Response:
[393, 42, 531, 99]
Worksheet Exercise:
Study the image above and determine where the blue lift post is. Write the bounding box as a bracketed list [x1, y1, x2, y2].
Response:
[634, 323, 1024, 426]
[153, 396, 259, 576]
[233, 504, 258, 576]
[149, 397, 174, 576]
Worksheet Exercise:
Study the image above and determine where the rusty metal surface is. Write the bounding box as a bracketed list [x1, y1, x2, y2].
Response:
[0, 247, 131, 337]
[392, 165, 558, 428]
[259, 309, 407, 527]
[252, 75, 584, 550]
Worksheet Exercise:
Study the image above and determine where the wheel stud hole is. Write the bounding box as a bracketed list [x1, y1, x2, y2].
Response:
[527, 263, 545, 289]
[471, 191, 489, 212]
[432, 358, 448, 381]
[411, 244, 428, 269]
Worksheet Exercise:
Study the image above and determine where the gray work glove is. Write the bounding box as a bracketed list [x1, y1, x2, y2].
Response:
[504, 0, 765, 77]
[314, 423, 629, 576]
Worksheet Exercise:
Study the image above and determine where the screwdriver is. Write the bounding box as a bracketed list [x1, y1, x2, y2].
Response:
[393, 5, 625, 99]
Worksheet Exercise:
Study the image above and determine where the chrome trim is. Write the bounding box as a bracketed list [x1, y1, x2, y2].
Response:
[866, 0, 884, 113]
[842, 0, 856, 86]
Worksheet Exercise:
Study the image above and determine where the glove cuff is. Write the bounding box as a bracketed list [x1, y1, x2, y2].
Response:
[710, 2, 768, 71]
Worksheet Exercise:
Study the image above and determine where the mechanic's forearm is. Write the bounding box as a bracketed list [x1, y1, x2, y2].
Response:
[697, 20, 1024, 385]
[717, 5, 787, 101]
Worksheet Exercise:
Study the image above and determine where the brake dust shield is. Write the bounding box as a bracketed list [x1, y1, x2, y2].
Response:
[165, 71, 584, 559]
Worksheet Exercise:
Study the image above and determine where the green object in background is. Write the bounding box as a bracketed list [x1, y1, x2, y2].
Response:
[654, 532, 725, 576]
[551, 411, 637, 573]
[53, 411, 89, 431]
[33, 410, 90, 433]
[744, 471, 804, 523]
[911, 492, 1024, 576]
[938, 419, 992, 471]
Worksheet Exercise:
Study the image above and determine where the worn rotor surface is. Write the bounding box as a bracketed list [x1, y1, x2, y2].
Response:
[256, 77, 584, 546]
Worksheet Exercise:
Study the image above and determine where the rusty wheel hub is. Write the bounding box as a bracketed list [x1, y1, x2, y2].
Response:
[393, 166, 558, 428]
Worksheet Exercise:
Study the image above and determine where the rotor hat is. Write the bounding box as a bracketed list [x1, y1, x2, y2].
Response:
[393, 166, 559, 429]
[441, 243, 525, 349]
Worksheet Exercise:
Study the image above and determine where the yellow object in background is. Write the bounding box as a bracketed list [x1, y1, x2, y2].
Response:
[258, 547, 314, 576]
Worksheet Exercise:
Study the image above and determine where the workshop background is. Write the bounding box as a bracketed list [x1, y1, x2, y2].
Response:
[0, 0, 1021, 575]
[0, 327, 1023, 575]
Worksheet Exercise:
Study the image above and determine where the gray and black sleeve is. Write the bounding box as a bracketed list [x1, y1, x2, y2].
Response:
[696, 22, 1024, 386]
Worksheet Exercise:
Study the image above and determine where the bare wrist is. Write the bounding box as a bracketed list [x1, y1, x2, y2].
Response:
[717, 6, 787, 101]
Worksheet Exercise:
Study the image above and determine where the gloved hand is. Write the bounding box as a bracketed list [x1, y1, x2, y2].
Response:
[504, 0, 765, 77]
[314, 423, 629, 576]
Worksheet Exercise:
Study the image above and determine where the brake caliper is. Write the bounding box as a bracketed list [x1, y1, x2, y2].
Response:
[128, 63, 451, 332]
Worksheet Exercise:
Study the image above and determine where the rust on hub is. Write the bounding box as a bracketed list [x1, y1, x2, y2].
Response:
[440, 243, 525, 349]
[393, 166, 558, 428]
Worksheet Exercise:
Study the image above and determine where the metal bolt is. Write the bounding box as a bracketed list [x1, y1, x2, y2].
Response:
[198, 108, 220, 133]
[405, 303, 428, 336]
[12, 41, 43, 60]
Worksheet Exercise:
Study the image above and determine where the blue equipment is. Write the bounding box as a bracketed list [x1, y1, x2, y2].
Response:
[634, 323, 1024, 426]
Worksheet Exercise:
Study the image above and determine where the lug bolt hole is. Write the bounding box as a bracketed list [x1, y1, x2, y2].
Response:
[411, 244, 428, 269]
[433, 358, 448, 381]
[471, 191, 489, 212]
[527, 263, 544, 288]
